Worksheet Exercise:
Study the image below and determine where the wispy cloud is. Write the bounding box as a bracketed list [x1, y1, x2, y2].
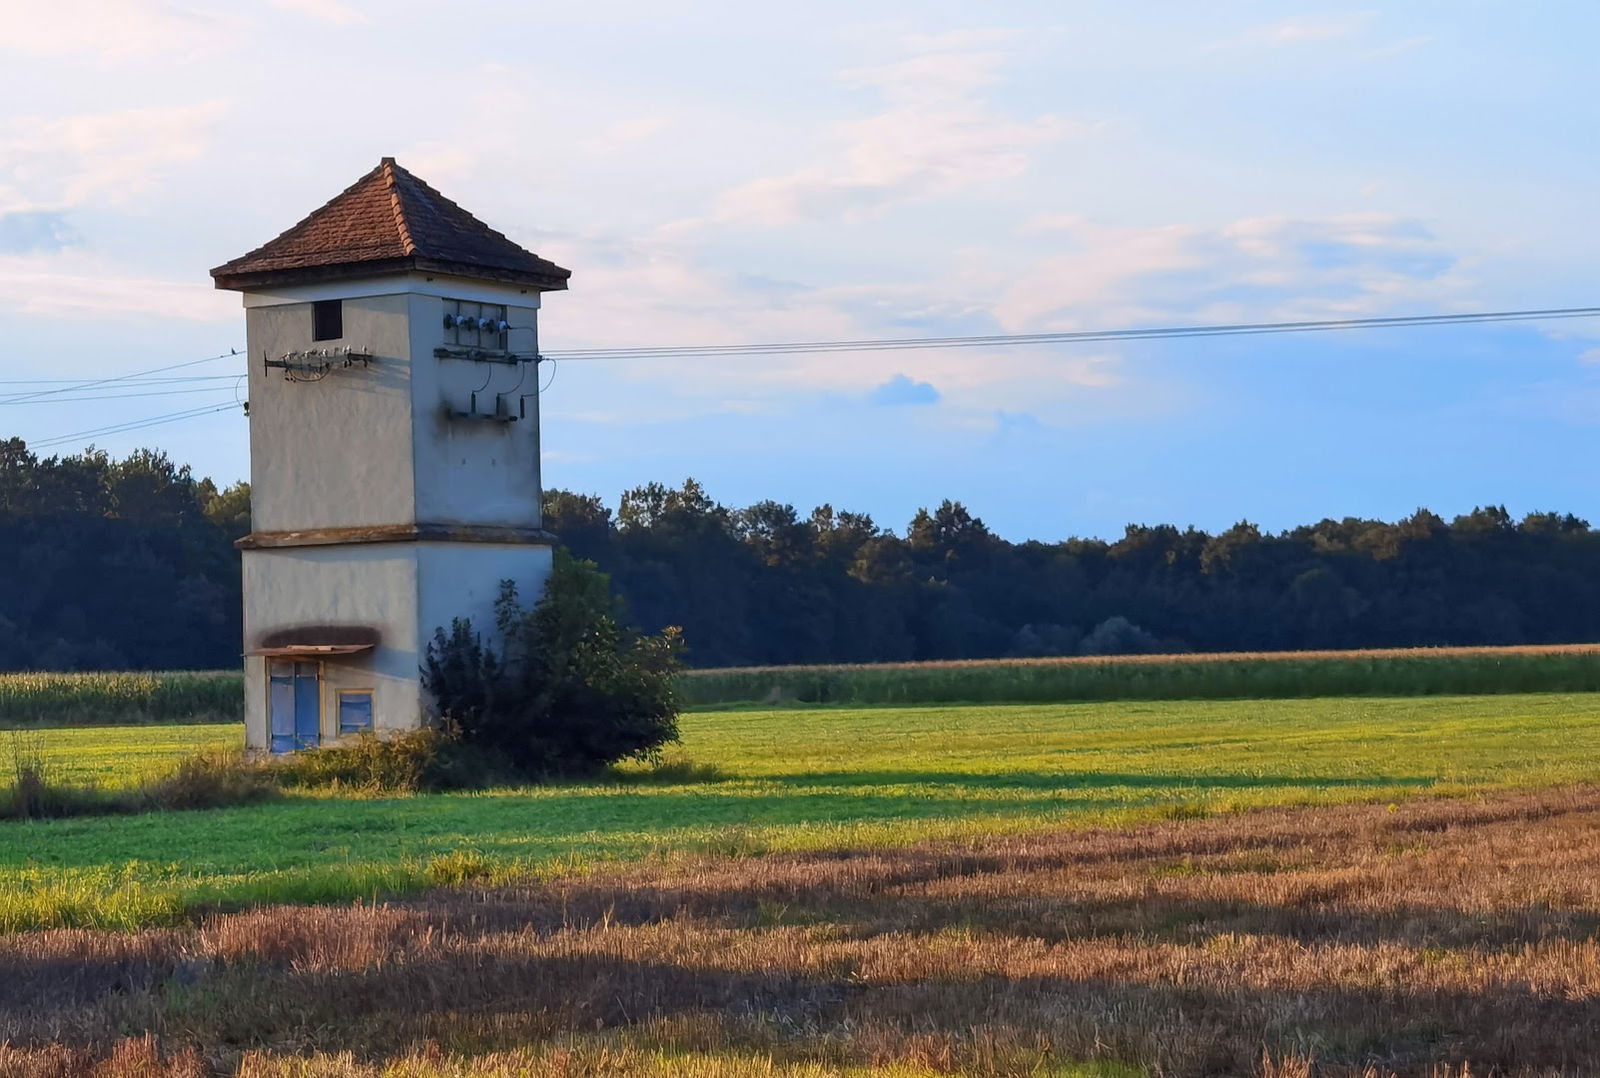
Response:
[1362, 35, 1435, 62]
[0, 102, 227, 215]
[686, 36, 1088, 228]
[0, 257, 234, 320]
[1234, 12, 1376, 48]
[999, 212, 1464, 332]
[267, 0, 368, 24]
[0, 1, 246, 58]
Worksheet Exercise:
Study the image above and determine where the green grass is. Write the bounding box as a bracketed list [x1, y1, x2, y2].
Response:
[3, 724, 240, 788]
[5, 693, 1600, 930]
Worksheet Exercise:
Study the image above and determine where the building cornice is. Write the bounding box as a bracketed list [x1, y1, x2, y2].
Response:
[237, 523, 558, 550]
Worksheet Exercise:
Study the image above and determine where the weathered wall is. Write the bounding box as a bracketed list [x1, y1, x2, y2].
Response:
[245, 295, 416, 534]
[409, 293, 544, 529]
[240, 545, 422, 750]
[414, 541, 554, 661]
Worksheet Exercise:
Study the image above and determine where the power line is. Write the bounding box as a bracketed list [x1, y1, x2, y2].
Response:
[0, 374, 241, 386]
[26, 402, 240, 452]
[540, 305, 1600, 362]
[15, 302, 1600, 447]
[0, 348, 242, 405]
[1, 385, 239, 406]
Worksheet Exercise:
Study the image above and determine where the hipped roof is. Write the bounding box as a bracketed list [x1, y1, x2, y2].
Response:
[211, 158, 570, 292]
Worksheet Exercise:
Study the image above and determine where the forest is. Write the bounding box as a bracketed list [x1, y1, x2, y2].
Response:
[3, 437, 1598, 670]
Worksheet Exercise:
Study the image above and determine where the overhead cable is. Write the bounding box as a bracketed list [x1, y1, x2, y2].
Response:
[25, 402, 240, 452]
[0, 385, 239, 406]
[0, 348, 242, 405]
[540, 306, 1600, 362]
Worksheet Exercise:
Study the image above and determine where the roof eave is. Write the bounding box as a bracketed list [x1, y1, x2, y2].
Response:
[211, 255, 571, 293]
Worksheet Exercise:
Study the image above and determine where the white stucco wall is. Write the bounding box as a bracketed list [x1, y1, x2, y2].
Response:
[409, 294, 544, 529]
[414, 541, 554, 659]
[241, 274, 546, 535]
[241, 545, 422, 750]
[245, 295, 416, 533]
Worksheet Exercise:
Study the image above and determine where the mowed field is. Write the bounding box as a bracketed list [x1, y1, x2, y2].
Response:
[7, 693, 1600, 931]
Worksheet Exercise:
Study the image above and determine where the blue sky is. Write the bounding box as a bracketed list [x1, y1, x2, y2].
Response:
[2, 1, 1597, 540]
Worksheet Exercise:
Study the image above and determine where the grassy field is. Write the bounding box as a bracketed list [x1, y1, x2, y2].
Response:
[5, 693, 1600, 930]
[7, 787, 1600, 1077]
[3, 724, 238, 788]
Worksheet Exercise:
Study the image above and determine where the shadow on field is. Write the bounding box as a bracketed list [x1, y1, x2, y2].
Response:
[7, 941, 1598, 1076]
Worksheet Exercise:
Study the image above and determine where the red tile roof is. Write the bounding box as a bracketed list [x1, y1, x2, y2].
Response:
[211, 158, 570, 291]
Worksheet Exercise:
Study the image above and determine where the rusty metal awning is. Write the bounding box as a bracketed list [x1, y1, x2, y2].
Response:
[246, 625, 380, 658]
[246, 643, 375, 657]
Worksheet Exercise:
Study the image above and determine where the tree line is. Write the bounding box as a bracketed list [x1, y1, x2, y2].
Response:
[547, 480, 1600, 667]
[0, 438, 248, 670]
[3, 439, 1598, 671]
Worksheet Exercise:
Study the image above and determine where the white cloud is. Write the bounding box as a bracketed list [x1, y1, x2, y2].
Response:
[0, 1, 246, 58]
[267, 0, 368, 25]
[0, 102, 227, 215]
[1362, 35, 1434, 61]
[690, 39, 1087, 228]
[996, 212, 1464, 332]
[0, 256, 235, 321]
[1580, 349, 1600, 366]
[1234, 12, 1376, 48]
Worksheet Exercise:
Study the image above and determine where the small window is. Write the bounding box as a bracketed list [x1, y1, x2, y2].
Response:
[338, 690, 373, 736]
[312, 299, 343, 341]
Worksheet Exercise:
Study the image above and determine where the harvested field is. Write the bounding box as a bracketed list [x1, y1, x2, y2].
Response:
[5, 787, 1600, 1076]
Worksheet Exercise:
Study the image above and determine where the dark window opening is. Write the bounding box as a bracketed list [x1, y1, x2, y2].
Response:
[312, 299, 343, 341]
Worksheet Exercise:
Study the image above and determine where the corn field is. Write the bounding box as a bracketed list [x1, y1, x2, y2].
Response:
[0, 672, 243, 727]
[7, 644, 1600, 727]
[680, 643, 1600, 707]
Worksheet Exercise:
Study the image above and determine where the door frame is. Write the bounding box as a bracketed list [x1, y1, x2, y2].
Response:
[268, 659, 323, 753]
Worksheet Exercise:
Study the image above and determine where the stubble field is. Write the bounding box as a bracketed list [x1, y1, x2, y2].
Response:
[7, 786, 1600, 1076]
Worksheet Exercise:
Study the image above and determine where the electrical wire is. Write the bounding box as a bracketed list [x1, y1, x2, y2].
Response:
[0, 386, 240, 406]
[0, 348, 242, 405]
[0, 375, 241, 386]
[26, 402, 240, 452]
[540, 306, 1600, 362]
[15, 302, 1600, 447]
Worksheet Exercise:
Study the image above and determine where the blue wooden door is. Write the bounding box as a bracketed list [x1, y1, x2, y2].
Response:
[269, 660, 321, 753]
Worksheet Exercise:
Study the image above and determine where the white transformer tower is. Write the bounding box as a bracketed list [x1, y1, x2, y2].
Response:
[211, 158, 570, 753]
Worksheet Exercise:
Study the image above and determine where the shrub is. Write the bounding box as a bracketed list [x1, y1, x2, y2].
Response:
[139, 749, 278, 810]
[273, 729, 452, 793]
[606, 750, 725, 785]
[1, 731, 110, 818]
[1079, 616, 1162, 656]
[424, 550, 684, 776]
